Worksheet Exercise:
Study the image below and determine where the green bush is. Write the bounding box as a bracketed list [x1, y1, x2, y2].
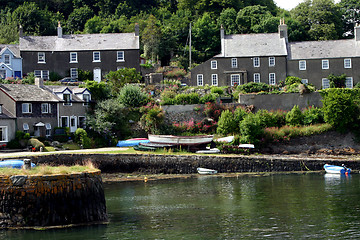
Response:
[328, 74, 346, 88]
[237, 82, 271, 93]
[174, 92, 200, 105]
[7, 139, 22, 149]
[75, 128, 92, 149]
[210, 86, 224, 95]
[256, 109, 282, 128]
[118, 84, 148, 108]
[286, 105, 303, 126]
[140, 103, 165, 133]
[303, 106, 324, 125]
[160, 90, 176, 105]
[217, 110, 237, 135]
[200, 93, 219, 103]
[239, 113, 264, 145]
[234, 107, 248, 124]
[285, 76, 302, 85]
[28, 138, 45, 151]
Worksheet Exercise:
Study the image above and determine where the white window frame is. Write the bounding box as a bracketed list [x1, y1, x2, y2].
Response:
[211, 74, 218, 86]
[211, 60, 217, 69]
[345, 77, 353, 89]
[0, 126, 8, 142]
[34, 70, 49, 80]
[83, 93, 91, 106]
[322, 60, 329, 70]
[70, 68, 78, 79]
[269, 73, 276, 85]
[254, 73, 260, 83]
[344, 59, 352, 69]
[117, 51, 124, 62]
[93, 51, 101, 62]
[231, 58, 237, 68]
[269, 57, 275, 67]
[45, 123, 51, 137]
[70, 52, 78, 63]
[63, 93, 72, 106]
[299, 60, 306, 70]
[22, 103, 32, 113]
[41, 103, 49, 113]
[322, 78, 330, 89]
[38, 52, 46, 63]
[61, 116, 69, 128]
[197, 74, 203, 86]
[253, 57, 260, 67]
[231, 74, 240, 86]
[4, 54, 10, 65]
[23, 123, 29, 133]
[301, 79, 308, 85]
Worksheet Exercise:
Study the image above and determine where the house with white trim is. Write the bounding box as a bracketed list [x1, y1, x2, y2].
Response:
[0, 44, 22, 79]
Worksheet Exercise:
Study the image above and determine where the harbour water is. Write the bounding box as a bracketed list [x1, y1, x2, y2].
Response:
[2, 173, 360, 239]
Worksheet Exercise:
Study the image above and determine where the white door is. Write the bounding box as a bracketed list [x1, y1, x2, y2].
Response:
[70, 116, 77, 133]
[93, 68, 101, 83]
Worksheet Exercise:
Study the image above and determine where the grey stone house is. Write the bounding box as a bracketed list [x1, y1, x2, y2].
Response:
[191, 23, 360, 89]
[0, 78, 92, 138]
[0, 104, 16, 143]
[19, 23, 140, 82]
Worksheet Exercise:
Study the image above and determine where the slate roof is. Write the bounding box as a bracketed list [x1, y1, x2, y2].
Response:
[215, 33, 287, 58]
[0, 84, 60, 102]
[45, 85, 89, 102]
[20, 33, 139, 52]
[288, 39, 360, 60]
[0, 44, 20, 58]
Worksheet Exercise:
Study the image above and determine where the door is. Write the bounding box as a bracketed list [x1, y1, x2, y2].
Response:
[70, 116, 77, 133]
[14, 71, 21, 78]
[93, 68, 101, 83]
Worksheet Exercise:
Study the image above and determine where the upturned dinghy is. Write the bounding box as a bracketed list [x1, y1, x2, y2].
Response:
[324, 164, 351, 175]
[0, 160, 36, 169]
[197, 167, 217, 175]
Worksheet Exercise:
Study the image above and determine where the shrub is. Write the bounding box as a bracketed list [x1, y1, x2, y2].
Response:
[118, 84, 148, 108]
[285, 76, 302, 85]
[28, 138, 45, 151]
[237, 82, 271, 93]
[210, 86, 224, 95]
[160, 90, 176, 105]
[239, 113, 264, 145]
[303, 106, 324, 125]
[204, 102, 225, 121]
[256, 109, 282, 128]
[7, 139, 22, 149]
[174, 92, 200, 105]
[200, 93, 219, 103]
[140, 103, 165, 133]
[75, 128, 92, 149]
[217, 110, 238, 135]
[234, 106, 248, 124]
[328, 74, 346, 88]
[286, 105, 303, 126]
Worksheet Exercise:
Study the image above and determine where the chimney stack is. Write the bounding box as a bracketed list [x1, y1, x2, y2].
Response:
[220, 25, 225, 57]
[57, 21, 63, 38]
[35, 78, 44, 88]
[278, 18, 288, 42]
[135, 23, 139, 37]
[355, 23, 360, 41]
[19, 25, 23, 37]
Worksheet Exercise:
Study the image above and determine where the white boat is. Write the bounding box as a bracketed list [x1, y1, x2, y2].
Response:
[148, 134, 213, 146]
[215, 136, 234, 143]
[323, 164, 351, 174]
[196, 148, 220, 154]
[238, 144, 255, 149]
[197, 167, 218, 175]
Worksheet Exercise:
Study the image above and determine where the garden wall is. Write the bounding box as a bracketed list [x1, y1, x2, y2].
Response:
[238, 92, 322, 111]
[26, 153, 358, 174]
[0, 170, 107, 228]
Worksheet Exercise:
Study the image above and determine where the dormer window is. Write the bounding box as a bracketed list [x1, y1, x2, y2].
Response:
[38, 52, 46, 63]
[83, 93, 91, 106]
[63, 93, 71, 106]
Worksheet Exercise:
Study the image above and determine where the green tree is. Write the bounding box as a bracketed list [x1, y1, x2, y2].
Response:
[286, 105, 304, 126]
[67, 6, 94, 33]
[236, 5, 274, 34]
[84, 16, 107, 33]
[217, 110, 237, 135]
[100, 16, 129, 33]
[219, 8, 239, 35]
[328, 74, 346, 88]
[81, 80, 110, 101]
[339, 0, 360, 37]
[118, 85, 149, 108]
[142, 15, 161, 62]
[105, 68, 142, 95]
[0, 11, 18, 44]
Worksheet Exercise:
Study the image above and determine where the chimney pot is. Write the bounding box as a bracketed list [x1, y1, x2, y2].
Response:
[57, 21, 63, 38]
[19, 25, 23, 37]
[35, 78, 44, 88]
[135, 23, 139, 37]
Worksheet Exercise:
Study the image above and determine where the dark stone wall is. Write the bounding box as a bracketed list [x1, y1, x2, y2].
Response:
[0, 171, 107, 228]
[27, 153, 358, 174]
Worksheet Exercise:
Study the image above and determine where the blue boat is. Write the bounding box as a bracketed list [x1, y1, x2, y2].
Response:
[116, 139, 150, 147]
[0, 160, 36, 169]
[324, 164, 351, 175]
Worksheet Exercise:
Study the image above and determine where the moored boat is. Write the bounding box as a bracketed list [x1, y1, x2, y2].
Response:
[116, 139, 150, 147]
[324, 164, 351, 174]
[148, 134, 213, 146]
[0, 160, 36, 169]
[197, 167, 218, 175]
[196, 148, 220, 154]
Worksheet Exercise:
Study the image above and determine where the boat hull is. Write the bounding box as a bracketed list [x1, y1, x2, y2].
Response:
[116, 139, 150, 147]
[148, 134, 213, 146]
[324, 164, 351, 174]
[197, 167, 217, 174]
[0, 160, 36, 169]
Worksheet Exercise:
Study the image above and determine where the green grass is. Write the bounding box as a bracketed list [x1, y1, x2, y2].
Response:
[0, 162, 98, 176]
[62, 143, 81, 150]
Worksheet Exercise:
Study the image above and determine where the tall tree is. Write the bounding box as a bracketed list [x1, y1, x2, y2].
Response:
[0, 11, 18, 44]
[219, 8, 239, 35]
[66, 6, 94, 33]
[236, 5, 274, 33]
[142, 15, 161, 62]
[339, 0, 360, 37]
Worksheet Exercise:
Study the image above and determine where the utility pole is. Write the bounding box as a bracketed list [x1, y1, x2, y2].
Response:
[189, 23, 191, 70]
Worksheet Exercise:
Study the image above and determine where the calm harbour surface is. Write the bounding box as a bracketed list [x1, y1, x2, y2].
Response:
[2, 173, 360, 239]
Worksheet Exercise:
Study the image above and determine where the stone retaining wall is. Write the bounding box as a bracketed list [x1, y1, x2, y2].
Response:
[0, 170, 107, 228]
[27, 153, 358, 174]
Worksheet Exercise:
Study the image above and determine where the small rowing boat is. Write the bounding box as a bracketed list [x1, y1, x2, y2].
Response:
[0, 160, 36, 169]
[148, 134, 213, 146]
[323, 164, 351, 175]
[116, 139, 150, 147]
[197, 167, 217, 175]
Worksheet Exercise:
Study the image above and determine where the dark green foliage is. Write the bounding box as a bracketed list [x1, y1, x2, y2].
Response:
[286, 105, 304, 126]
[234, 106, 248, 124]
[210, 86, 224, 95]
[106, 68, 142, 95]
[321, 89, 360, 132]
[80, 80, 110, 101]
[200, 93, 219, 103]
[174, 93, 200, 105]
[140, 103, 164, 134]
[237, 82, 271, 93]
[28, 138, 45, 151]
[66, 6, 94, 33]
[285, 76, 302, 85]
[303, 106, 324, 125]
[328, 74, 346, 88]
[78, 69, 93, 81]
[75, 128, 92, 148]
[160, 90, 176, 105]
[118, 85, 148, 108]
[217, 110, 237, 135]
[239, 113, 264, 145]
[49, 72, 62, 81]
